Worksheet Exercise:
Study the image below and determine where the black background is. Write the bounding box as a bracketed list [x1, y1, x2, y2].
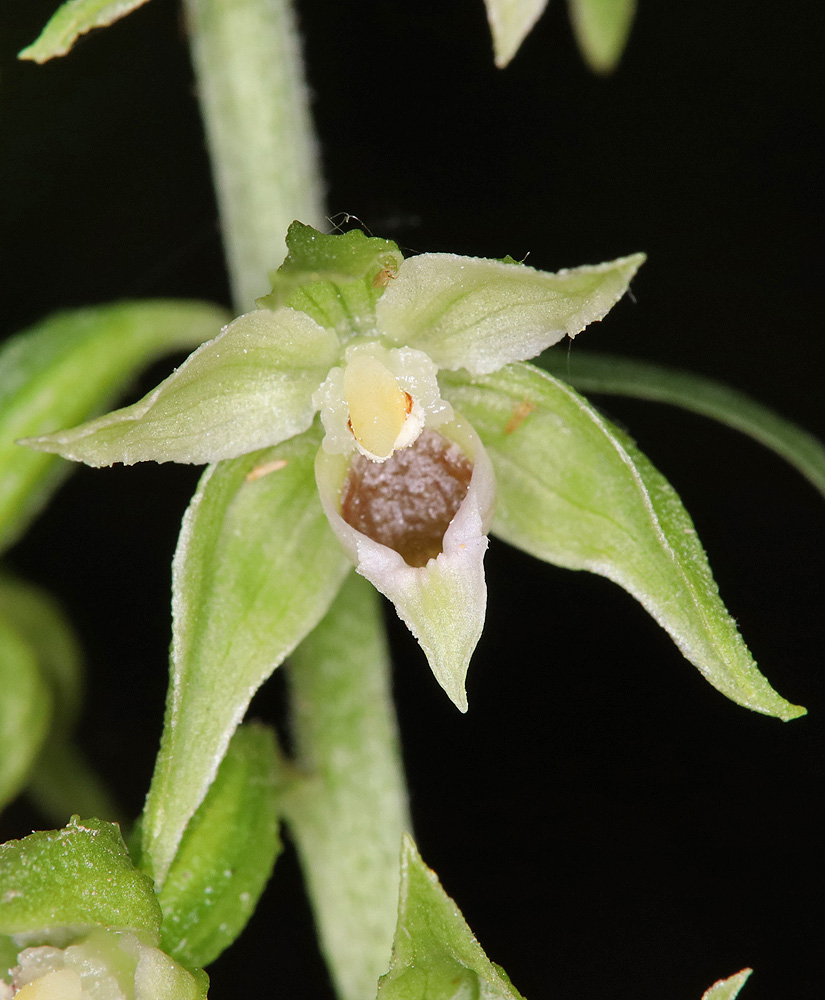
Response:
[1, 1, 822, 997]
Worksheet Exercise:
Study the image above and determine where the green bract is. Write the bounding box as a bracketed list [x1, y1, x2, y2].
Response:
[378, 835, 525, 999]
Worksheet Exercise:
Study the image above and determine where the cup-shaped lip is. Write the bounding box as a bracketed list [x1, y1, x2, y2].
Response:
[315, 413, 495, 572]
[315, 413, 495, 712]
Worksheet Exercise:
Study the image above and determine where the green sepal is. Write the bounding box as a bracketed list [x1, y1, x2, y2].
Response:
[702, 969, 753, 999]
[0, 817, 162, 940]
[156, 723, 281, 970]
[22, 306, 335, 468]
[377, 835, 524, 999]
[18, 0, 152, 63]
[0, 611, 52, 813]
[140, 425, 351, 886]
[0, 300, 228, 552]
[483, 0, 548, 68]
[441, 362, 805, 721]
[568, 0, 637, 74]
[258, 222, 404, 339]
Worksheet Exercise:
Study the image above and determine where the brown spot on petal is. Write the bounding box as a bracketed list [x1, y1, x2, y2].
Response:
[341, 429, 473, 568]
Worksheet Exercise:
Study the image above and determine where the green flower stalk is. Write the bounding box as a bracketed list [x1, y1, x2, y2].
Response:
[23, 223, 643, 711]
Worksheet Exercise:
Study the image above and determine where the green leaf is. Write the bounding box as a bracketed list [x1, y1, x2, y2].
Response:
[702, 969, 753, 999]
[279, 574, 410, 1000]
[441, 363, 805, 721]
[541, 350, 825, 502]
[0, 613, 52, 813]
[22, 306, 337, 468]
[0, 817, 162, 939]
[0, 300, 228, 552]
[19, 0, 152, 63]
[568, 0, 637, 74]
[378, 835, 524, 999]
[376, 251, 644, 376]
[483, 0, 549, 68]
[258, 222, 404, 339]
[157, 723, 281, 969]
[140, 425, 351, 886]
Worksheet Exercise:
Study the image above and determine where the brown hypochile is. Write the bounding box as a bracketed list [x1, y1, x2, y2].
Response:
[340, 429, 473, 568]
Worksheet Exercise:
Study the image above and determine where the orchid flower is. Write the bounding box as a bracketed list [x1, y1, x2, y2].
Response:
[24, 223, 644, 711]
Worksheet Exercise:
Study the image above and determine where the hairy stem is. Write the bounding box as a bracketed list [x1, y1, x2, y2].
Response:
[278, 573, 411, 1000]
[184, 0, 325, 311]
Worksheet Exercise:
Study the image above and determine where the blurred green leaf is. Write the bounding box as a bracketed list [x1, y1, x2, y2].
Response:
[0, 574, 120, 823]
[258, 221, 403, 338]
[702, 969, 753, 999]
[0, 817, 161, 939]
[140, 425, 351, 886]
[541, 350, 825, 501]
[483, 0, 548, 68]
[19, 0, 153, 63]
[0, 300, 228, 553]
[0, 574, 83, 737]
[157, 723, 281, 969]
[568, 0, 637, 73]
[280, 573, 410, 1000]
[442, 362, 805, 720]
[377, 834, 524, 999]
[0, 612, 51, 813]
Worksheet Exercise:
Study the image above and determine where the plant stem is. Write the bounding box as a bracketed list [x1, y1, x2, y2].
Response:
[278, 573, 411, 1000]
[183, 0, 325, 311]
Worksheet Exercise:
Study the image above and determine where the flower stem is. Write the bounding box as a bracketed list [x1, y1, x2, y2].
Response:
[277, 573, 411, 1000]
[183, 0, 325, 311]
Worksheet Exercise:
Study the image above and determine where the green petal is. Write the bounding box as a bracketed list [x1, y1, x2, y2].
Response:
[0, 817, 161, 940]
[441, 363, 805, 721]
[377, 251, 644, 375]
[483, 0, 549, 68]
[140, 427, 351, 886]
[702, 969, 753, 1000]
[258, 221, 404, 339]
[0, 612, 51, 813]
[23, 307, 339, 468]
[18, 0, 152, 63]
[568, 0, 637, 74]
[378, 834, 525, 999]
[0, 300, 228, 552]
[280, 574, 410, 1000]
[158, 723, 281, 970]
